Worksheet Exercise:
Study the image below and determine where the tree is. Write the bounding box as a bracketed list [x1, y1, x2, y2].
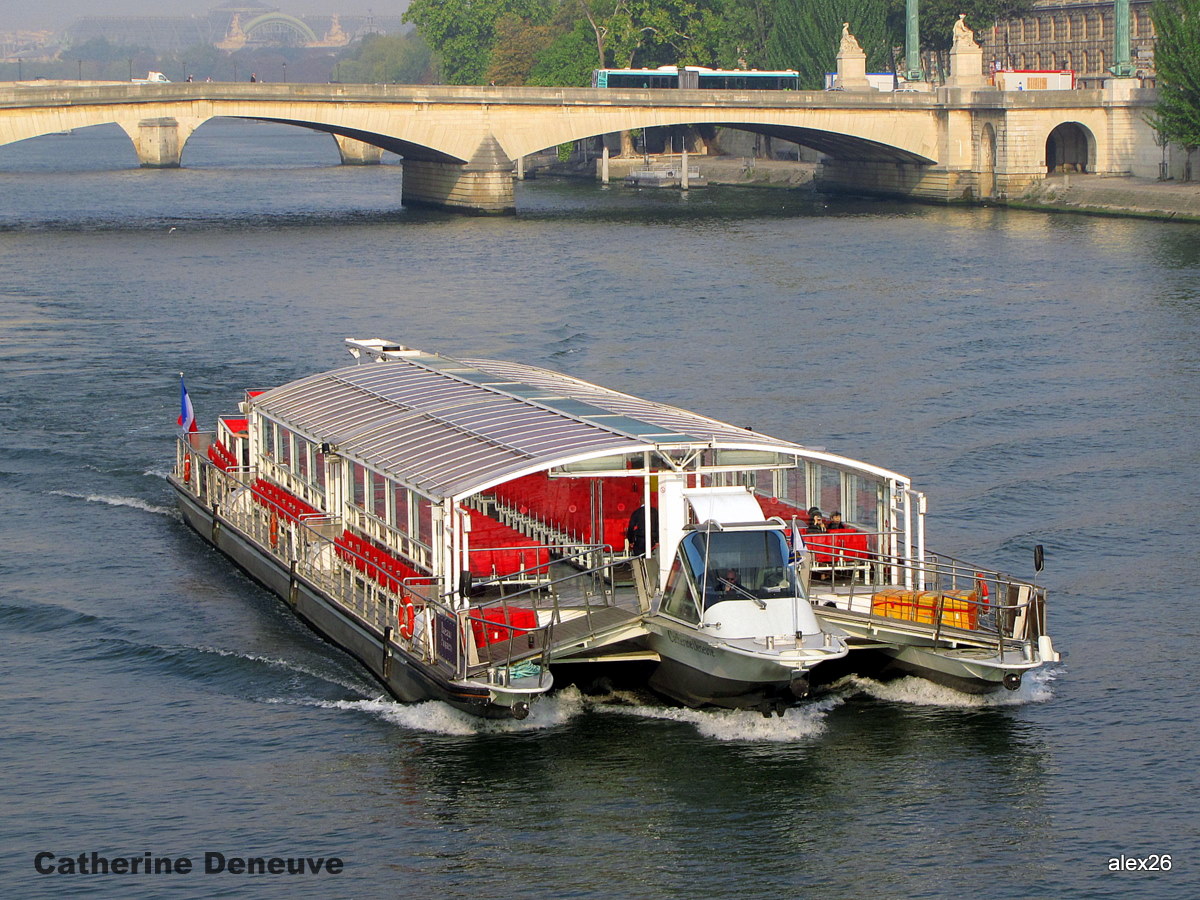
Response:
[767, 0, 892, 90]
[404, 0, 553, 84]
[1151, 0, 1200, 157]
[336, 32, 436, 85]
[488, 16, 559, 84]
[528, 19, 601, 85]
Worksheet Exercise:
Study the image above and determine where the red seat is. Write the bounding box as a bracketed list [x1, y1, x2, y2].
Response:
[470, 606, 539, 647]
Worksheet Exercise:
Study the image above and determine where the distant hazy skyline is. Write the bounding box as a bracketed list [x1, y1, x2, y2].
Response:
[4, 2, 389, 32]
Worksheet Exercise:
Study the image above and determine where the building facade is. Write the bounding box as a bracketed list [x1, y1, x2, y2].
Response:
[985, 0, 1158, 87]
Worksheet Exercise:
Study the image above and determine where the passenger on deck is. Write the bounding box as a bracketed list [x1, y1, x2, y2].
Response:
[827, 511, 847, 530]
[626, 502, 659, 556]
[806, 512, 829, 534]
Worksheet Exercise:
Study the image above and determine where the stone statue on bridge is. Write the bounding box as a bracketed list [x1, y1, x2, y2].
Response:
[952, 14, 979, 51]
[840, 23, 863, 55]
[836, 24, 870, 90]
[947, 14, 985, 88]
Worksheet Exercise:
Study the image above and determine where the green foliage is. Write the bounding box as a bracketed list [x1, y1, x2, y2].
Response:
[404, 0, 553, 84]
[767, 0, 892, 89]
[336, 31, 436, 85]
[487, 16, 558, 84]
[1151, 0, 1200, 151]
[528, 19, 600, 85]
[557, 141, 575, 160]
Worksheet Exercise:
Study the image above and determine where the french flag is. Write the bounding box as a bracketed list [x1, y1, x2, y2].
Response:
[177, 374, 197, 433]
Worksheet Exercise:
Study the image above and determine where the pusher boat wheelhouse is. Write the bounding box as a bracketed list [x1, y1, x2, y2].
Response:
[169, 338, 1058, 720]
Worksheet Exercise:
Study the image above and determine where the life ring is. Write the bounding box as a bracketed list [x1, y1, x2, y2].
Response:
[269, 509, 279, 548]
[183, 455, 191, 483]
[398, 594, 415, 640]
[975, 572, 989, 602]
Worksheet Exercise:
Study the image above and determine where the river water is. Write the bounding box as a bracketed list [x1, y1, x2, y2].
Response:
[1, 119, 1197, 899]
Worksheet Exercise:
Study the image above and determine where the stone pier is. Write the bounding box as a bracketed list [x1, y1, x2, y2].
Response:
[401, 137, 515, 214]
[121, 117, 191, 168]
[334, 135, 384, 165]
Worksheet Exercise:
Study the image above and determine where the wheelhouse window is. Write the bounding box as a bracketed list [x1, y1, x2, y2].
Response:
[674, 528, 797, 612]
[661, 558, 701, 623]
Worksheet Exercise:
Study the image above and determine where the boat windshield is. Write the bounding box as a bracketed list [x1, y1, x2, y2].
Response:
[679, 529, 798, 609]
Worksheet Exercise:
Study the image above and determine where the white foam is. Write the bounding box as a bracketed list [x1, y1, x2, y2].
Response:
[601, 695, 843, 742]
[834, 667, 1059, 707]
[287, 686, 589, 735]
[50, 489, 175, 517]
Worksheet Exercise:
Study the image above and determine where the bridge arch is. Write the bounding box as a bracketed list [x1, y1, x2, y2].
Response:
[505, 113, 938, 167]
[242, 13, 319, 46]
[1046, 122, 1094, 174]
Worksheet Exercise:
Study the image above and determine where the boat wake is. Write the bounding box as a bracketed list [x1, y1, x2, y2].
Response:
[831, 667, 1060, 707]
[598, 694, 844, 742]
[199, 646, 377, 697]
[49, 489, 175, 517]
[287, 688, 590, 735]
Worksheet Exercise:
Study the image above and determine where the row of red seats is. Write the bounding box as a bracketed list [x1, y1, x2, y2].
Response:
[491, 472, 642, 550]
[334, 529, 428, 593]
[469, 606, 539, 648]
[208, 439, 238, 471]
[754, 495, 872, 565]
[467, 510, 551, 579]
[250, 478, 323, 522]
[804, 531, 872, 565]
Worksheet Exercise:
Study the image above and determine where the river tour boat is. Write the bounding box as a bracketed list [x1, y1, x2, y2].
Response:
[170, 339, 1059, 719]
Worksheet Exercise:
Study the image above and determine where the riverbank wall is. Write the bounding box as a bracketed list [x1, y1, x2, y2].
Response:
[1010, 175, 1200, 223]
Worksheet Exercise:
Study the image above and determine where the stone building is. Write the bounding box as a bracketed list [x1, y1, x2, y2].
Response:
[984, 0, 1158, 87]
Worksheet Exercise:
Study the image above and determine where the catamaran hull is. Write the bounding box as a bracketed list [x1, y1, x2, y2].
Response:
[641, 622, 824, 711]
[170, 478, 529, 719]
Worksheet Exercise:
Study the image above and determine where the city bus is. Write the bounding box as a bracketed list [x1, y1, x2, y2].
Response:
[592, 66, 800, 90]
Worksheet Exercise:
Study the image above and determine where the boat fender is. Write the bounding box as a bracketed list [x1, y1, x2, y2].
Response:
[269, 509, 279, 547]
[183, 455, 191, 483]
[398, 594, 416, 640]
[1003, 671, 1022, 691]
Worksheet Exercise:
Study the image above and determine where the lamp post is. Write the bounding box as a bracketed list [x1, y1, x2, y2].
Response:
[77, 59, 82, 81]
[904, 0, 925, 83]
[282, 61, 287, 83]
[1110, 0, 1137, 77]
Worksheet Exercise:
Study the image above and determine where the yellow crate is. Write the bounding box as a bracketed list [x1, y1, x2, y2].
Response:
[871, 588, 979, 630]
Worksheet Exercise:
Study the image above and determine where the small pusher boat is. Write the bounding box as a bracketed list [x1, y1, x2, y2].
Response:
[169, 339, 1058, 719]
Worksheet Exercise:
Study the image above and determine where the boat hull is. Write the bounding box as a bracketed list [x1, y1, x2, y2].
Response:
[640, 619, 826, 712]
[813, 609, 1046, 695]
[171, 478, 529, 719]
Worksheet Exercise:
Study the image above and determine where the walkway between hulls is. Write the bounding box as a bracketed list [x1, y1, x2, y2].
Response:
[470, 563, 657, 667]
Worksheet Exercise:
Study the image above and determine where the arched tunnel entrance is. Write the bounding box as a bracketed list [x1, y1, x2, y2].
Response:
[1046, 122, 1094, 174]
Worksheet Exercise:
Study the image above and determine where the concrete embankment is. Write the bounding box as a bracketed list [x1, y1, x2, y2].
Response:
[1010, 175, 1200, 223]
[532, 156, 1200, 222]
[533, 155, 819, 189]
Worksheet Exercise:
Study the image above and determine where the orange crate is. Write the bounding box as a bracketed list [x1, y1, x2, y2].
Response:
[871, 588, 978, 630]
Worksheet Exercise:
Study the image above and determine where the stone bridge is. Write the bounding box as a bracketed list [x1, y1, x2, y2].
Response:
[0, 81, 1158, 213]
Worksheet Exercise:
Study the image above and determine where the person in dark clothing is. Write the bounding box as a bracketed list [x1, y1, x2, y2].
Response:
[806, 512, 829, 534]
[828, 511, 847, 530]
[626, 503, 660, 556]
